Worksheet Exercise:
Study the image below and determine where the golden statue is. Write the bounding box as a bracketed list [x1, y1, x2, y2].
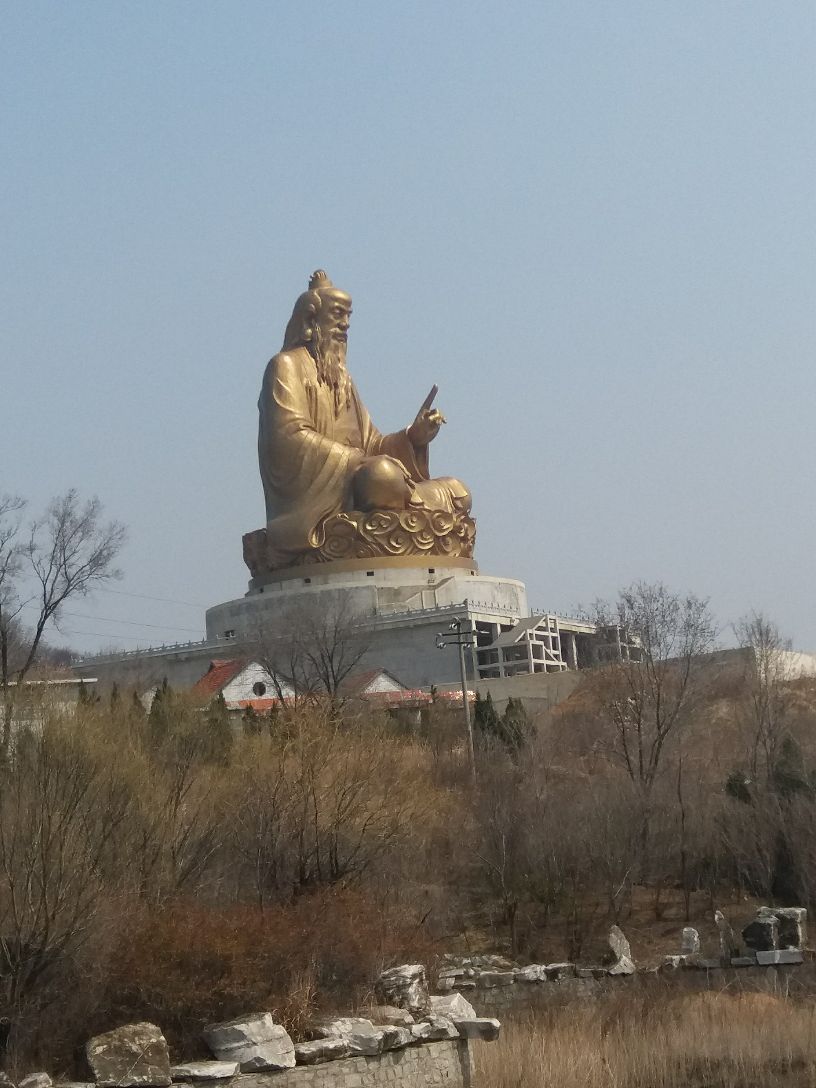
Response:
[243, 271, 475, 576]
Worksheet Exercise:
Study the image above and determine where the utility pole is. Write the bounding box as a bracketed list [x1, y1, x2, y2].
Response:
[436, 617, 477, 787]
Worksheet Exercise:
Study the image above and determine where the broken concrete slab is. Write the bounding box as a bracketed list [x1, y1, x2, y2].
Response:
[452, 1018, 501, 1042]
[756, 949, 804, 965]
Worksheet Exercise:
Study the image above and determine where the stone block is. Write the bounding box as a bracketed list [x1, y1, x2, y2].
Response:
[608, 958, 635, 976]
[681, 927, 701, 955]
[203, 1013, 295, 1072]
[513, 965, 546, 983]
[309, 1018, 384, 1056]
[756, 949, 804, 965]
[743, 914, 778, 952]
[375, 965, 430, 1015]
[408, 1016, 459, 1042]
[697, 958, 723, 969]
[714, 910, 740, 961]
[86, 1022, 171, 1087]
[428, 993, 477, 1020]
[452, 1018, 501, 1042]
[379, 1027, 412, 1051]
[773, 908, 808, 949]
[170, 1065, 238, 1082]
[607, 926, 636, 975]
[294, 1039, 352, 1065]
[730, 956, 758, 968]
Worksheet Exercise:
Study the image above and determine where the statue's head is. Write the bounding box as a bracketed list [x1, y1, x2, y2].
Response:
[282, 271, 352, 408]
[282, 270, 352, 353]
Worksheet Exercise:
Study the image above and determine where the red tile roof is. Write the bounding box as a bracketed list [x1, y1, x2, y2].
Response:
[192, 659, 247, 698]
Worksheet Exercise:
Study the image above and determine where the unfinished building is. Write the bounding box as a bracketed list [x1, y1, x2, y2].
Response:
[474, 613, 643, 679]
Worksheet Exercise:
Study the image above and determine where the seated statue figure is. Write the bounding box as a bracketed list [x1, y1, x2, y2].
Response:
[254, 270, 473, 571]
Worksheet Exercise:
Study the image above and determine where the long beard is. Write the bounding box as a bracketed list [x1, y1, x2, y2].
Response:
[311, 327, 352, 412]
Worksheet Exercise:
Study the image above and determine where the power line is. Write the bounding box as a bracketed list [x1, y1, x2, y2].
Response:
[60, 628, 155, 643]
[21, 603, 203, 635]
[97, 586, 206, 609]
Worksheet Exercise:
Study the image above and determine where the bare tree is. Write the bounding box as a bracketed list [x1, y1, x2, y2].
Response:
[588, 582, 716, 795]
[0, 490, 125, 754]
[735, 611, 794, 783]
[0, 495, 27, 686]
[253, 596, 370, 708]
[0, 718, 134, 1010]
[584, 582, 715, 878]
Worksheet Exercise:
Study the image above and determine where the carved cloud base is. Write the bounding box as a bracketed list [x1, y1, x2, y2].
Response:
[243, 508, 476, 579]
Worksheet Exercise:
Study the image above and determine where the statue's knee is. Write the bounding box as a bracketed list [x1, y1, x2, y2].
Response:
[438, 476, 472, 514]
[353, 456, 412, 512]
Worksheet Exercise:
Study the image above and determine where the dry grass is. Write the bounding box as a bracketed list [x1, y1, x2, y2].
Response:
[477, 989, 816, 1088]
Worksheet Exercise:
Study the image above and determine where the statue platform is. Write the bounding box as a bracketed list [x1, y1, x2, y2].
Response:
[205, 560, 528, 689]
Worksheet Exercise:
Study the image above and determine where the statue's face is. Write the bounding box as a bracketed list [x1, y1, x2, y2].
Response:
[315, 293, 352, 349]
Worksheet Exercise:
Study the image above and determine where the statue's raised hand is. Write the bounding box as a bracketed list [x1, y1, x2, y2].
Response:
[407, 406, 446, 447]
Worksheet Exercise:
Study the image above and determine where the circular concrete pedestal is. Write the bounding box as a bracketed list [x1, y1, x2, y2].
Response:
[205, 561, 528, 689]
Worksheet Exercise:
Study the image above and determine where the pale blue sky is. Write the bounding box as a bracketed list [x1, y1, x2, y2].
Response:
[3, 1, 815, 654]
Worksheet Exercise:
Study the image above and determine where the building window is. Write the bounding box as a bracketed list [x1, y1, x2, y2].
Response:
[367, 571, 374, 576]
[224, 629, 235, 639]
[304, 577, 311, 584]
[252, 681, 267, 697]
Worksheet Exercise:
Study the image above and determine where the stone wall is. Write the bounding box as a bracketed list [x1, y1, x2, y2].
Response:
[64, 968, 496, 1088]
[238, 1041, 471, 1088]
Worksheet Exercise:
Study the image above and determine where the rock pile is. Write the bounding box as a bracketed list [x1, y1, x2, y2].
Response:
[435, 929, 639, 992]
[7, 965, 500, 1088]
[662, 907, 808, 970]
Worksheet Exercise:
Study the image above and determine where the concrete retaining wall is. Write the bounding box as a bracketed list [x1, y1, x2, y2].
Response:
[207, 1042, 470, 1088]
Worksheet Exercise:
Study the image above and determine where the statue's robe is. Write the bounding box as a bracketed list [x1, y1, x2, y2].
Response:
[258, 346, 463, 566]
